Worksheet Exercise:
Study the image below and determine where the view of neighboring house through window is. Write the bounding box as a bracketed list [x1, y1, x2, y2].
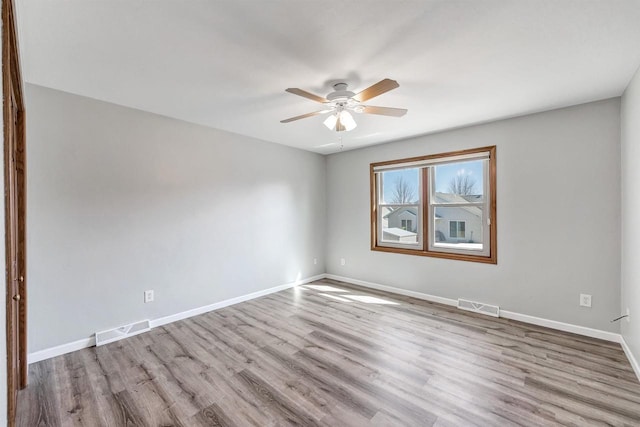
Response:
[371, 146, 496, 264]
[377, 167, 421, 248]
[429, 157, 489, 256]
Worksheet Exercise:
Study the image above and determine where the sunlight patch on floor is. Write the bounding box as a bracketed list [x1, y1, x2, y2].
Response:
[318, 293, 353, 302]
[310, 285, 400, 305]
[303, 285, 349, 292]
[342, 295, 399, 305]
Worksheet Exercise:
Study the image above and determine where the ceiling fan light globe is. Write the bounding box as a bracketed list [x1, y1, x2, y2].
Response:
[323, 114, 338, 130]
[340, 111, 357, 131]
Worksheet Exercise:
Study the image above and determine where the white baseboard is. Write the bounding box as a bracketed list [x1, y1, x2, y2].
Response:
[150, 274, 325, 328]
[499, 310, 621, 342]
[27, 274, 325, 364]
[324, 274, 458, 307]
[620, 336, 640, 382]
[325, 274, 621, 343]
[28, 337, 95, 364]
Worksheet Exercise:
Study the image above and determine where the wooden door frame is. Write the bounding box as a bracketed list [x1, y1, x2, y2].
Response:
[3, 0, 26, 424]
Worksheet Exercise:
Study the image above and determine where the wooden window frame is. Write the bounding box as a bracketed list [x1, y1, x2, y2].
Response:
[370, 146, 497, 264]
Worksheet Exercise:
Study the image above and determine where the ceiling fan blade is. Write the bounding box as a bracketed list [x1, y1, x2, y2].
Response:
[280, 109, 332, 123]
[335, 115, 345, 132]
[285, 88, 328, 103]
[353, 78, 400, 102]
[361, 106, 407, 117]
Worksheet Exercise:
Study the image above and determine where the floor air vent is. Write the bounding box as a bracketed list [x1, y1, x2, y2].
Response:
[457, 299, 500, 317]
[95, 319, 151, 346]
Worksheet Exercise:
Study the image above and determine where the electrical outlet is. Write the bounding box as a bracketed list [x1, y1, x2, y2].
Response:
[340, 258, 346, 266]
[579, 293, 592, 308]
[144, 290, 154, 303]
[313, 258, 318, 265]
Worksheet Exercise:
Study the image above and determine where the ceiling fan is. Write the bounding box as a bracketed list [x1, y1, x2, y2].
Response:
[281, 78, 407, 132]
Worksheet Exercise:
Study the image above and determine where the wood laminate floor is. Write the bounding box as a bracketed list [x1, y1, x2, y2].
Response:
[17, 279, 640, 426]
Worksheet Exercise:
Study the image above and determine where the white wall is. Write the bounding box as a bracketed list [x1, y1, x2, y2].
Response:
[327, 99, 621, 332]
[25, 84, 326, 352]
[621, 65, 640, 364]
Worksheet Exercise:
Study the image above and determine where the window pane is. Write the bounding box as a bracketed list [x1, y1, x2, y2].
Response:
[380, 168, 420, 205]
[434, 207, 483, 251]
[433, 160, 484, 203]
[449, 221, 457, 238]
[381, 206, 419, 244]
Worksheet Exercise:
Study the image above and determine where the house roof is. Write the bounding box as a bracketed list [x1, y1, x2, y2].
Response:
[383, 228, 417, 238]
[383, 208, 417, 219]
[384, 194, 483, 219]
[433, 193, 483, 218]
[433, 192, 482, 204]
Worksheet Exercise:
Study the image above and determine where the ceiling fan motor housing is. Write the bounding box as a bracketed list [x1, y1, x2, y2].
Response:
[326, 83, 355, 102]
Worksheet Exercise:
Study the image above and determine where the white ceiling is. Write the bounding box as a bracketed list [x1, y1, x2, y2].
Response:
[16, 0, 640, 154]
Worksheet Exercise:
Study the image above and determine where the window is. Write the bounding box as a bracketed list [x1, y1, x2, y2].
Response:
[376, 168, 421, 248]
[371, 146, 496, 264]
[449, 221, 465, 238]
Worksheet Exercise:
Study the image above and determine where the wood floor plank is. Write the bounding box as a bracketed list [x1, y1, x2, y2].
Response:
[17, 359, 61, 427]
[17, 279, 640, 426]
[190, 402, 237, 427]
[108, 391, 150, 427]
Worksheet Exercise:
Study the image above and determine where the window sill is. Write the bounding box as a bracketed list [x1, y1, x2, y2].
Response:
[371, 245, 497, 264]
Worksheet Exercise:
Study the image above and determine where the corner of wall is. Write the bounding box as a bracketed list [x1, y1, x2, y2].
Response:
[620, 61, 640, 379]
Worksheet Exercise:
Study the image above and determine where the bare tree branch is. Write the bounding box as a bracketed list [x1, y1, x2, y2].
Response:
[448, 174, 477, 195]
[391, 176, 416, 204]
